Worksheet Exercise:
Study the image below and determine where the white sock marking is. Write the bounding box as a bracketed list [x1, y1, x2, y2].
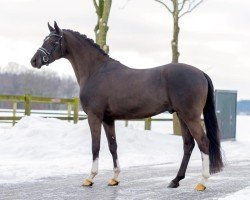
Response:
[91, 158, 99, 173]
[201, 153, 210, 185]
[113, 159, 120, 180]
[89, 158, 99, 180]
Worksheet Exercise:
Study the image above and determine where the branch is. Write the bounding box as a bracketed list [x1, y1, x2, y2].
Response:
[119, 0, 131, 9]
[102, 0, 112, 23]
[178, 0, 187, 12]
[93, 0, 99, 11]
[154, 0, 173, 13]
[179, 0, 204, 18]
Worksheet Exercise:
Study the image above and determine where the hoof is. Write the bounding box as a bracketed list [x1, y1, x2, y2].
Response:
[108, 178, 119, 186]
[168, 181, 179, 188]
[82, 179, 93, 187]
[194, 183, 206, 191]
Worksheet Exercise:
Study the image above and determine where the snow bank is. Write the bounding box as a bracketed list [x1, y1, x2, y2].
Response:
[0, 116, 185, 184]
[0, 115, 249, 184]
[219, 186, 250, 200]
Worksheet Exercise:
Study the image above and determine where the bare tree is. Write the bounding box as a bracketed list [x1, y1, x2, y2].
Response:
[93, 0, 112, 53]
[154, 0, 204, 62]
[154, 0, 204, 135]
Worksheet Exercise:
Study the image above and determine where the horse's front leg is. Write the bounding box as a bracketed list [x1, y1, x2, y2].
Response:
[82, 113, 102, 186]
[103, 120, 120, 186]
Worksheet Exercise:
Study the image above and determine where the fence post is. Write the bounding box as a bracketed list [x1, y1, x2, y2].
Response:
[144, 117, 151, 130]
[73, 97, 79, 124]
[125, 120, 128, 127]
[24, 94, 31, 116]
[67, 103, 72, 122]
[12, 101, 17, 126]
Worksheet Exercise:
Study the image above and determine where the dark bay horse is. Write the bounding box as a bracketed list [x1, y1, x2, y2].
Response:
[31, 22, 223, 190]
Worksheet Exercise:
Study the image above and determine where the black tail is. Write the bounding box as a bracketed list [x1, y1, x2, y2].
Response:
[203, 73, 224, 174]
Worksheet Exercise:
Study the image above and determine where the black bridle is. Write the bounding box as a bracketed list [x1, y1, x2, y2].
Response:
[38, 33, 63, 65]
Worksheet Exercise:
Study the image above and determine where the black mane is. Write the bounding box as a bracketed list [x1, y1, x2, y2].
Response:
[63, 29, 109, 57]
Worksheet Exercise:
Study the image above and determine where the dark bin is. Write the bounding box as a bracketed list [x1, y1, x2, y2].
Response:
[215, 90, 237, 140]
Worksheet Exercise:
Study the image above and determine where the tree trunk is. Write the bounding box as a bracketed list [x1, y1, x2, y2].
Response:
[171, 16, 180, 63]
[172, 0, 182, 135]
[94, 0, 112, 53]
[173, 113, 182, 135]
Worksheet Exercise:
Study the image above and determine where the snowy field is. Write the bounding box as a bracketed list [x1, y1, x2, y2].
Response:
[0, 115, 250, 198]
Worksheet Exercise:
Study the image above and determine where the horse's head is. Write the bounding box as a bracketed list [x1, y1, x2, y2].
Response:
[31, 21, 66, 69]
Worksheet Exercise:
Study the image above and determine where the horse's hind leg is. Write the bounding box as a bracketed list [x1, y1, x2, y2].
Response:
[184, 118, 210, 191]
[168, 118, 195, 188]
[103, 120, 120, 186]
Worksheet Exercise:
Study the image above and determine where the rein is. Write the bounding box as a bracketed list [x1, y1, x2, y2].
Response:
[38, 33, 63, 65]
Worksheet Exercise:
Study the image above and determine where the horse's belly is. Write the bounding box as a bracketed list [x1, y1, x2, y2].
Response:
[106, 97, 171, 120]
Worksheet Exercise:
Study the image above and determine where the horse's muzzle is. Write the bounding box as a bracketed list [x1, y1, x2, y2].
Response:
[30, 54, 42, 69]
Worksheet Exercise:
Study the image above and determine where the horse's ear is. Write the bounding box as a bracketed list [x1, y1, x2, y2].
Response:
[48, 22, 54, 32]
[54, 21, 62, 34]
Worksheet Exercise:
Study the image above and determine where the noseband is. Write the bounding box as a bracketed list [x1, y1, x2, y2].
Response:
[38, 33, 63, 65]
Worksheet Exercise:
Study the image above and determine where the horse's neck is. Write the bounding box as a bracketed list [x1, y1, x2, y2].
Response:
[64, 31, 109, 86]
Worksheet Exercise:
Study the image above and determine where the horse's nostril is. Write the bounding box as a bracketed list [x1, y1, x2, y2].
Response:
[31, 58, 36, 66]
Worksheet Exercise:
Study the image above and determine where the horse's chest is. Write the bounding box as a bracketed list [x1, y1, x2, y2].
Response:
[79, 88, 107, 114]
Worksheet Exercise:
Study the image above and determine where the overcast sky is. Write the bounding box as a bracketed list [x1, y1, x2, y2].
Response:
[0, 0, 250, 99]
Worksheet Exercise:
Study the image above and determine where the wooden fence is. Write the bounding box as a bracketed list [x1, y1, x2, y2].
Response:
[0, 94, 172, 130]
[0, 94, 86, 125]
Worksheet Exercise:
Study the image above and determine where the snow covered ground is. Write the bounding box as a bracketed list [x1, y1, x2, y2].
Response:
[0, 115, 249, 193]
[219, 187, 250, 200]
